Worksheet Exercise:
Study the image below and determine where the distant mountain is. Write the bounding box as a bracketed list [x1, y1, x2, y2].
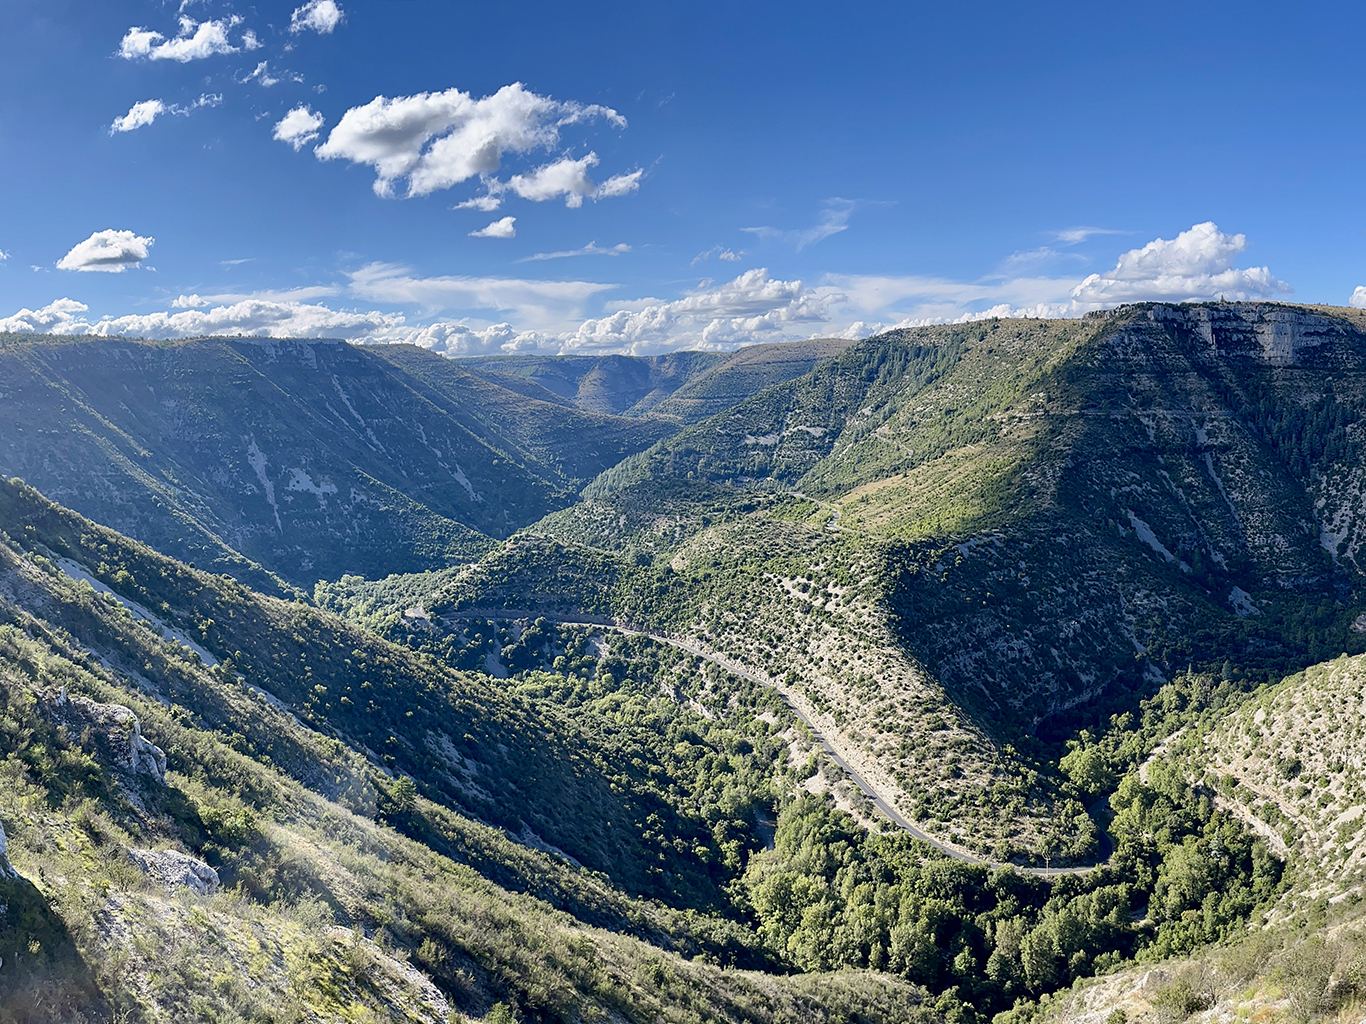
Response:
[651, 338, 857, 423]
[0, 335, 675, 587]
[457, 350, 725, 416]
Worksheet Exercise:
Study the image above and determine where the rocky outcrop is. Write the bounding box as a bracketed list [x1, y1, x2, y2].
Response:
[127, 849, 220, 896]
[0, 819, 18, 879]
[42, 687, 167, 785]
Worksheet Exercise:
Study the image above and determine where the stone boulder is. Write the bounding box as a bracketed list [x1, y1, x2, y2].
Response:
[0, 819, 17, 879]
[42, 687, 167, 785]
[127, 848, 220, 896]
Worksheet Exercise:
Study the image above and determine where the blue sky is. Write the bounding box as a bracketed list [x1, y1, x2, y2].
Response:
[2, 0, 1364, 354]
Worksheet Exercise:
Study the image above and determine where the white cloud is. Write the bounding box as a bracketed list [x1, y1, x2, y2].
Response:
[242, 29, 262, 50]
[692, 245, 744, 266]
[347, 262, 613, 326]
[0, 249, 9, 262]
[0, 298, 93, 333]
[469, 216, 516, 239]
[744, 198, 857, 250]
[454, 195, 502, 212]
[1351, 286, 1366, 310]
[110, 94, 221, 133]
[558, 268, 840, 353]
[0, 295, 546, 357]
[274, 105, 325, 150]
[518, 242, 630, 262]
[290, 0, 344, 34]
[1054, 226, 1129, 245]
[1069, 222, 1288, 305]
[111, 99, 167, 133]
[465, 157, 642, 210]
[119, 17, 240, 62]
[241, 61, 280, 87]
[56, 230, 154, 273]
[596, 170, 643, 199]
[315, 83, 627, 199]
[503, 155, 598, 207]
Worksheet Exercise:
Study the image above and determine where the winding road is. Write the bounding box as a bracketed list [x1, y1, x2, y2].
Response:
[452, 607, 1110, 877]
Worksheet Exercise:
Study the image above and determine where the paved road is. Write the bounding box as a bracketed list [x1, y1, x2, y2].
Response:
[474, 611, 1110, 877]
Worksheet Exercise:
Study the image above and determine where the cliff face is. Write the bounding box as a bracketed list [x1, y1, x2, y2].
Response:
[887, 303, 1366, 735]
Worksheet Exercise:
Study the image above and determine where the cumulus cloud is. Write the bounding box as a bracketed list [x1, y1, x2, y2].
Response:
[1350, 286, 1366, 310]
[0, 298, 92, 333]
[110, 94, 221, 133]
[314, 83, 628, 199]
[111, 99, 167, 133]
[290, 0, 344, 34]
[56, 230, 154, 273]
[1069, 222, 1288, 305]
[0, 295, 544, 357]
[518, 242, 630, 262]
[274, 105, 325, 150]
[557, 268, 839, 353]
[0, 295, 401, 341]
[242, 29, 262, 50]
[119, 17, 240, 62]
[469, 216, 516, 239]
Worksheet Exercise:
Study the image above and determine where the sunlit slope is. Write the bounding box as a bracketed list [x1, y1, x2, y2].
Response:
[404, 302, 1366, 856]
[0, 492, 928, 1023]
[0, 477, 776, 904]
[650, 338, 857, 423]
[587, 304, 1366, 730]
[1194, 653, 1366, 895]
[456, 350, 725, 416]
[0, 334, 674, 587]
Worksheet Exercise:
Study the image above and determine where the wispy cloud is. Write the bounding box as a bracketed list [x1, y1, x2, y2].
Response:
[1053, 225, 1130, 245]
[743, 198, 864, 250]
[110, 93, 221, 134]
[691, 245, 744, 266]
[517, 242, 630, 262]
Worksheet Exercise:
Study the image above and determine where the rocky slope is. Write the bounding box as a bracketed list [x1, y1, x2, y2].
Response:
[0, 334, 676, 588]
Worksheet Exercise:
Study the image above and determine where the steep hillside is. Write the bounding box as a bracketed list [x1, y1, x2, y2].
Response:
[650, 339, 857, 423]
[404, 303, 1366, 858]
[0, 334, 673, 587]
[1194, 653, 1366, 898]
[457, 351, 724, 417]
[1032, 647, 1366, 1024]
[0, 490, 931, 1023]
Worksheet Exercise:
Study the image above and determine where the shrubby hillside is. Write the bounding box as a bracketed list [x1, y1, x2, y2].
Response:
[0, 335, 677, 587]
[7, 301, 1366, 1023]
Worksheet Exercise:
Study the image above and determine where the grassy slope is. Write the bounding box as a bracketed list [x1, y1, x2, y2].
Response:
[651, 339, 858, 424]
[455, 352, 726, 417]
[0, 525, 929, 1023]
[0, 335, 673, 588]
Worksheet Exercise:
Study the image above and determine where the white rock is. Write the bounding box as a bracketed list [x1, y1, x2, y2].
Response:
[127, 848, 220, 896]
[0, 820, 17, 879]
